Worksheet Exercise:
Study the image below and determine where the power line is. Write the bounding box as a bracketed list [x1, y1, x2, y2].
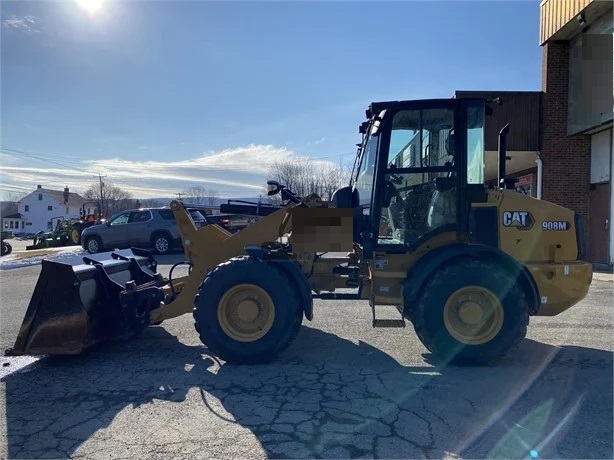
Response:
[0, 147, 91, 174]
[0, 183, 33, 192]
[314, 152, 356, 160]
[0, 145, 89, 163]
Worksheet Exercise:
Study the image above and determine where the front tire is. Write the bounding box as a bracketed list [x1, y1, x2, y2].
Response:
[411, 257, 530, 366]
[193, 256, 303, 364]
[86, 236, 103, 254]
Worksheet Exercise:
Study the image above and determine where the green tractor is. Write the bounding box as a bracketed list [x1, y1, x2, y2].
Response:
[26, 217, 77, 250]
[25, 201, 105, 250]
[69, 201, 105, 245]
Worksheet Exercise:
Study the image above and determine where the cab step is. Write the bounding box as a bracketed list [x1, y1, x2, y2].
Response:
[370, 298, 406, 328]
[372, 319, 406, 328]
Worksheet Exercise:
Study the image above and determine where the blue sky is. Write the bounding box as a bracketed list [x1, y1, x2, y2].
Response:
[1, 0, 542, 199]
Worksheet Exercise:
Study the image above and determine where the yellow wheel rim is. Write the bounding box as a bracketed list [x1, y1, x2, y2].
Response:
[443, 286, 504, 345]
[217, 284, 275, 342]
[71, 229, 80, 244]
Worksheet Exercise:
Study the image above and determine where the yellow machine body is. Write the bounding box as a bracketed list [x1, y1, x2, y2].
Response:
[6, 95, 593, 367]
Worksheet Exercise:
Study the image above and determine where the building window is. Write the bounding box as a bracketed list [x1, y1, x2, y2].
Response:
[48, 205, 53, 211]
[24, 205, 29, 212]
[38, 194, 43, 200]
[9, 221, 14, 229]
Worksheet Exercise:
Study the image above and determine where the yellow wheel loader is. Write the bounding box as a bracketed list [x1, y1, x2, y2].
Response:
[6, 96, 593, 366]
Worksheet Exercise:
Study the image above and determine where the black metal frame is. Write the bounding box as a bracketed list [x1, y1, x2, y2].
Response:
[82, 249, 167, 336]
[355, 98, 488, 255]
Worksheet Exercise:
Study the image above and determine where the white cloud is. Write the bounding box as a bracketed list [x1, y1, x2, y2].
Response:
[0, 144, 347, 200]
[2, 15, 40, 33]
[308, 137, 327, 146]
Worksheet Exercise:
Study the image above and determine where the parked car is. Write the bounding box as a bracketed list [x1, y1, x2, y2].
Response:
[81, 206, 206, 254]
[205, 214, 256, 234]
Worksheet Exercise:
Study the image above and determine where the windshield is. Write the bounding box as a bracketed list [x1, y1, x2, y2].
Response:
[352, 128, 379, 210]
[189, 210, 206, 221]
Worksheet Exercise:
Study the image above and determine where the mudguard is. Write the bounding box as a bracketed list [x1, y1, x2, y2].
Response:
[244, 245, 314, 321]
[402, 243, 540, 318]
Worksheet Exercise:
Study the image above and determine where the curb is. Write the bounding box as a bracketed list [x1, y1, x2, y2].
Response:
[593, 272, 614, 282]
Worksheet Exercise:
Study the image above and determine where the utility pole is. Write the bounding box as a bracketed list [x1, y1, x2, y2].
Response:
[94, 174, 107, 217]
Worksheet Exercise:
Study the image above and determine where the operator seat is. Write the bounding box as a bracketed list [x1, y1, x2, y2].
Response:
[386, 189, 407, 243]
[427, 176, 457, 229]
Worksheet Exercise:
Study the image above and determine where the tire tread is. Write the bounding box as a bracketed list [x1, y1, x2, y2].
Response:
[193, 255, 303, 364]
[411, 256, 530, 366]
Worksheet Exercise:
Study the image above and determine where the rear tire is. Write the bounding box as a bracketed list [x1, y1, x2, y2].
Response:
[71, 225, 83, 245]
[193, 256, 303, 364]
[151, 232, 172, 255]
[411, 257, 530, 366]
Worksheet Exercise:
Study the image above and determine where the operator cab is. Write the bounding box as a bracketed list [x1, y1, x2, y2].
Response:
[331, 97, 490, 255]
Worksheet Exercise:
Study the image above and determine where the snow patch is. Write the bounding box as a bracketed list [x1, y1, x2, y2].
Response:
[0, 246, 87, 271]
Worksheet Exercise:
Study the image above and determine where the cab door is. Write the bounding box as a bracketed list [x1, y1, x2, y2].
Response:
[368, 98, 485, 304]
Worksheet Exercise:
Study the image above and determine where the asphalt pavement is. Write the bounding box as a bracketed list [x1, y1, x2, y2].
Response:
[0, 255, 612, 459]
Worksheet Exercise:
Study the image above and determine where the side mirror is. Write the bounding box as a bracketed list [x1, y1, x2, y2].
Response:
[105, 221, 111, 226]
[267, 180, 285, 196]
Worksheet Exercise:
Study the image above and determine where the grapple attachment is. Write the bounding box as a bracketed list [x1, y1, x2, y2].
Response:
[5, 248, 168, 357]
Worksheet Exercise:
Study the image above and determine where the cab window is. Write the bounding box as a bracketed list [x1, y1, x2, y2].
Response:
[130, 211, 151, 223]
[378, 107, 458, 247]
[109, 212, 131, 226]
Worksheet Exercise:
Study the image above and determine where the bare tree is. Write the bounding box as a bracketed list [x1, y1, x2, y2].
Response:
[265, 157, 351, 202]
[140, 198, 166, 208]
[182, 185, 218, 205]
[257, 193, 284, 206]
[82, 181, 133, 217]
[6, 191, 27, 202]
[1, 202, 18, 217]
[0, 191, 27, 216]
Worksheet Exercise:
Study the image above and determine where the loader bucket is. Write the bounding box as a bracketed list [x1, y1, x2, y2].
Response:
[5, 248, 168, 357]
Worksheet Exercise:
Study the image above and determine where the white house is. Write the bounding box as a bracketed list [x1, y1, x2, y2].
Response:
[1, 212, 28, 234]
[18, 185, 89, 233]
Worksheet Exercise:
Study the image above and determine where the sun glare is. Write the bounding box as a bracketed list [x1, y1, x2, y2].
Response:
[75, 0, 104, 14]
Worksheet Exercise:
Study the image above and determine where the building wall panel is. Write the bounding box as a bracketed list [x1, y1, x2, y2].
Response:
[540, 0, 593, 44]
[455, 91, 542, 152]
[590, 128, 613, 183]
[567, 13, 614, 134]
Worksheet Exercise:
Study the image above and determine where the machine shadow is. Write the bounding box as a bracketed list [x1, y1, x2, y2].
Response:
[2, 325, 612, 459]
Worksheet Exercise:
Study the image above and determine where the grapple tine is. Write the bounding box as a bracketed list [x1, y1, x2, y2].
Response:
[5, 248, 167, 357]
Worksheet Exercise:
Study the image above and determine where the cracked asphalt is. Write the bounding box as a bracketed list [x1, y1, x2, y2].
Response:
[0, 256, 612, 459]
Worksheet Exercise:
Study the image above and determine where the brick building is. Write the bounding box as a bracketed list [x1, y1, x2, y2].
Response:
[540, 0, 613, 269]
